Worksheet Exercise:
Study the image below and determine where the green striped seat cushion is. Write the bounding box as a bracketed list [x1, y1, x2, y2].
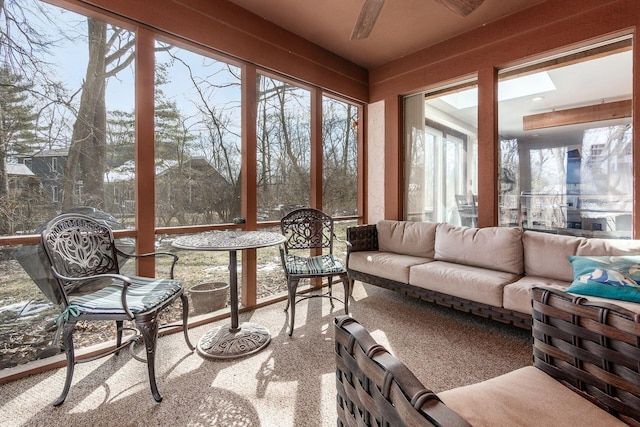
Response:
[66, 276, 182, 316]
[285, 254, 345, 276]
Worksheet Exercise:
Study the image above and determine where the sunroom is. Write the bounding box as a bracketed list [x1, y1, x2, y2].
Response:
[1, 0, 640, 425]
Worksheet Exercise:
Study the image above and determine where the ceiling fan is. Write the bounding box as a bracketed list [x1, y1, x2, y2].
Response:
[351, 0, 486, 40]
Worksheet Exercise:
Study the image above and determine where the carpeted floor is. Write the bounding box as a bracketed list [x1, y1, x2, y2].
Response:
[0, 282, 533, 426]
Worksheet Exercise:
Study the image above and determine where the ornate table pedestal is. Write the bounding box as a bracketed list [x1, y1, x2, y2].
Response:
[196, 320, 270, 359]
[173, 230, 285, 359]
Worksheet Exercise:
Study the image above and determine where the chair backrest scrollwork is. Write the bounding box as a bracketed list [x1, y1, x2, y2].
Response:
[280, 208, 335, 253]
[41, 214, 121, 302]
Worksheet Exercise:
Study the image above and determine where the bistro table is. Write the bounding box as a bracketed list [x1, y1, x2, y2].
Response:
[173, 230, 286, 359]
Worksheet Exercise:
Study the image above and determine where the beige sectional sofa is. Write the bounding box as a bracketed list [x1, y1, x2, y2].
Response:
[347, 220, 640, 327]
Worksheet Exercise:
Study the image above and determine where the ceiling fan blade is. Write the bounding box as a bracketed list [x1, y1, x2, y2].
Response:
[351, 0, 385, 40]
[433, 0, 485, 17]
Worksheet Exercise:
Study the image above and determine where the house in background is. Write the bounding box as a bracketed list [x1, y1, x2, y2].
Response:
[6, 163, 38, 194]
[17, 148, 69, 209]
[105, 157, 236, 225]
[1, 163, 50, 234]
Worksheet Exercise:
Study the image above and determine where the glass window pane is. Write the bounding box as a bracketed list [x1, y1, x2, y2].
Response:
[256, 75, 311, 220]
[1, 245, 60, 368]
[0, 1, 136, 366]
[1, 1, 135, 232]
[154, 44, 242, 226]
[322, 96, 358, 216]
[255, 225, 287, 300]
[498, 38, 632, 238]
[404, 85, 479, 226]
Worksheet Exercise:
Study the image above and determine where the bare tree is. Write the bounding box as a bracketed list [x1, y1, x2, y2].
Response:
[322, 99, 358, 215]
[170, 53, 242, 222]
[62, 18, 134, 210]
[0, 0, 61, 232]
[257, 77, 310, 217]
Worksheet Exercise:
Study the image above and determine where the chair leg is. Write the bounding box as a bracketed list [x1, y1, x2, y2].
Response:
[136, 316, 162, 403]
[328, 277, 335, 308]
[287, 279, 299, 337]
[115, 320, 124, 355]
[283, 278, 292, 312]
[180, 294, 194, 350]
[53, 320, 76, 406]
[341, 275, 350, 315]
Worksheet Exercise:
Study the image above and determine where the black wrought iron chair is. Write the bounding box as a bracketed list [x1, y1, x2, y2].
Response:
[279, 208, 350, 337]
[40, 213, 194, 406]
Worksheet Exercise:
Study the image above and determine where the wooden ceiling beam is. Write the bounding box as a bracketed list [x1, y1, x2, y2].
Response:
[523, 99, 631, 131]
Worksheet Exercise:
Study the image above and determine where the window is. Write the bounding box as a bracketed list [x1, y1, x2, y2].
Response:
[403, 83, 479, 225]
[590, 144, 605, 157]
[322, 96, 359, 217]
[256, 75, 311, 220]
[0, 0, 136, 366]
[0, 0, 362, 369]
[154, 42, 242, 227]
[0, 1, 136, 231]
[498, 37, 632, 238]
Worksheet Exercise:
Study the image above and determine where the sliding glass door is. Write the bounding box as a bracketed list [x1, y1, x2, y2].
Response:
[404, 83, 478, 226]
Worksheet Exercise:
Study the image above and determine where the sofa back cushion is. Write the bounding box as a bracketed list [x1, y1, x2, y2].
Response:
[523, 231, 584, 282]
[434, 223, 523, 275]
[576, 237, 640, 256]
[376, 220, 437, 258]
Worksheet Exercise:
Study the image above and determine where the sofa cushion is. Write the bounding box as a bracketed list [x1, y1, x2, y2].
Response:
[566, 255, 640, 303]
[439, 366, 627, 427]
[503, 276, 570, 315]
[434, 223, 523, 275]
[523, 231, 584, 282]
[576, 237, 640, 256]
[376, 220, 437, 258]
[409, 261, 517, 307]
[348, 251, 432, 284]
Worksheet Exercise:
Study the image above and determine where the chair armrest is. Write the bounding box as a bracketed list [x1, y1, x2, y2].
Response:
[346, 224, 378, 253]
[333, 233, 352, 256]
[335, 315, 471, 427]
[116, 248, 179, 279]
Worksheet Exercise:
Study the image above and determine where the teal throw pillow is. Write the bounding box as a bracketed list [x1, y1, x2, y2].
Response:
[566, 255, 640, 303]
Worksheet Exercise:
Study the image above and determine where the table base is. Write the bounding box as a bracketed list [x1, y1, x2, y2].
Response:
[196, 322, 271, 359]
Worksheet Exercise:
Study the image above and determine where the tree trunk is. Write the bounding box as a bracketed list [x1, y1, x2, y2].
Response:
[62, 18, 107, 210]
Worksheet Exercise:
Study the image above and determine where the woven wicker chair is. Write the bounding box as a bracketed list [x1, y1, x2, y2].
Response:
[532, 286, 640, 425]
[40, 213, 194, 406]
[334, 315, 471, 426]
[335, 287, 640, 426]
[280, 208, 350, 336]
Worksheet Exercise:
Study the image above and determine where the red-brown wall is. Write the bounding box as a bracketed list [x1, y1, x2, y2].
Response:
[369, 0, 640, 236]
